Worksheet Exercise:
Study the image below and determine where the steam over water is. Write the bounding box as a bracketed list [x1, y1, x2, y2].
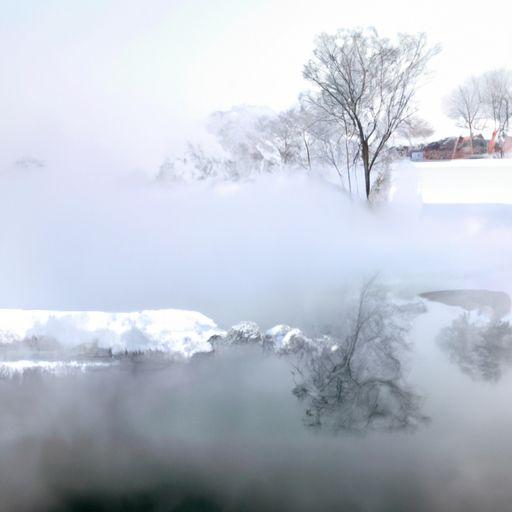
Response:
[3, 306, 512, 512]
[1, 161, 512, 511]
[2, 0, 512, 507]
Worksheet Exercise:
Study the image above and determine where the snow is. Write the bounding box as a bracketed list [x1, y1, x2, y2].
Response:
[0, 309, 224, 356]
[266, 325, 304, 350]
[392, 158, 512, 204]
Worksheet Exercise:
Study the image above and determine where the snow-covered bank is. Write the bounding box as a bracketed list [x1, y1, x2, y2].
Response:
[0, 308, 317, 362]
[0, 308, 223, 356]
[0, 309, 334, 377]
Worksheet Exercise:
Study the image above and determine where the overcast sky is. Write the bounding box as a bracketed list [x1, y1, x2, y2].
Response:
[1, 0, 511, 172]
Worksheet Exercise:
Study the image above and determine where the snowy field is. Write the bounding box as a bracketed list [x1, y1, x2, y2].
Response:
[392, 158, 512, 205]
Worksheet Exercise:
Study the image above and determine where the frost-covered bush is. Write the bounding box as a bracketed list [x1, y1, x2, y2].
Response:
[157, 106, 281, 183]
[156, 104, 366, 192]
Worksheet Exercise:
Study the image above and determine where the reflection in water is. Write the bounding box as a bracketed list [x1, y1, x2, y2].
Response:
[421, 288, 512, 381]
[193, 280, 429, 434]
[288, 280, 428, 433]
[438, 313, 512, 381]
[4, 286, 512, 510]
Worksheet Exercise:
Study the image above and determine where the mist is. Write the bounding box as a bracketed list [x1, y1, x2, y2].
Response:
[2, 2, 512, 510]
[2, 320, 512, 512]
[1, 158, 511, 510]
[1, 162, 510, 330]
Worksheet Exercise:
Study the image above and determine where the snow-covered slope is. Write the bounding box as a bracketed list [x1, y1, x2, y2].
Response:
[0, 308, 224, 356]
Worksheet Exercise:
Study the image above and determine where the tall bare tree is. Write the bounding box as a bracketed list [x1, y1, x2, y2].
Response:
[444, 77, 483, 154]
[303, 28, 438, 199]
[290, 104, 318, 171]
[258, 109, 303, 167]
[307, 106, 359, 195]
[481, 69, 512, 134]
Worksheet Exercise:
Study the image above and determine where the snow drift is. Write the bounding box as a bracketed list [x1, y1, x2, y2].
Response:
[0, 308, 223, 356]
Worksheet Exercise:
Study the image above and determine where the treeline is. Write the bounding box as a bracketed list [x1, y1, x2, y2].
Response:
[445, 69, 512, 152]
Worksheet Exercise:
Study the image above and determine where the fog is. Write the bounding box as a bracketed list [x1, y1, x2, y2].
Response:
[1, 162, 511, 330]
[3, 319, 512, 512]
[3, 2, 512, 509]
[0, 159, 511, 509]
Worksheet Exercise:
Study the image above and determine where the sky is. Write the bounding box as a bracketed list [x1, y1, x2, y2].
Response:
[1, 0, 511, 172]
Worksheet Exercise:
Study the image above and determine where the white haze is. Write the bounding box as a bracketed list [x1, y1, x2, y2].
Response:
[4, 326, 512, 512]
[2, 3, 512, 511]
[1, 160, 511, 330]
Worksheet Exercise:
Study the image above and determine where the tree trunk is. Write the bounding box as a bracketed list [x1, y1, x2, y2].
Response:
[344, 138, 352, 197]
[304, 137, 311, 171]
[361, 141, 371, 199]
[469, 124, 474, 155]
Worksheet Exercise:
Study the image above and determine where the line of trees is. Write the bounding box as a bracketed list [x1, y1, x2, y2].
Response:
[444, 69, 512, 154]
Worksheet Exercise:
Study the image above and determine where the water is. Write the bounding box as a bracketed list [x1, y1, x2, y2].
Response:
[1, 294, 512, 511]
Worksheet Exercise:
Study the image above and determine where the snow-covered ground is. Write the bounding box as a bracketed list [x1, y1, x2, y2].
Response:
[392, 158, 512, 204]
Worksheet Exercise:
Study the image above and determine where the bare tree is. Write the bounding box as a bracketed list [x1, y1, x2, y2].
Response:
[307, 107, 359, 195]
[258, 109, 303, 167]
[481, 69, 512, 134]
[289, 104, 318, 171]
[303, 28, 438, 199]
[444, 77, 483, 154]
[257, 106, 324, 171]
